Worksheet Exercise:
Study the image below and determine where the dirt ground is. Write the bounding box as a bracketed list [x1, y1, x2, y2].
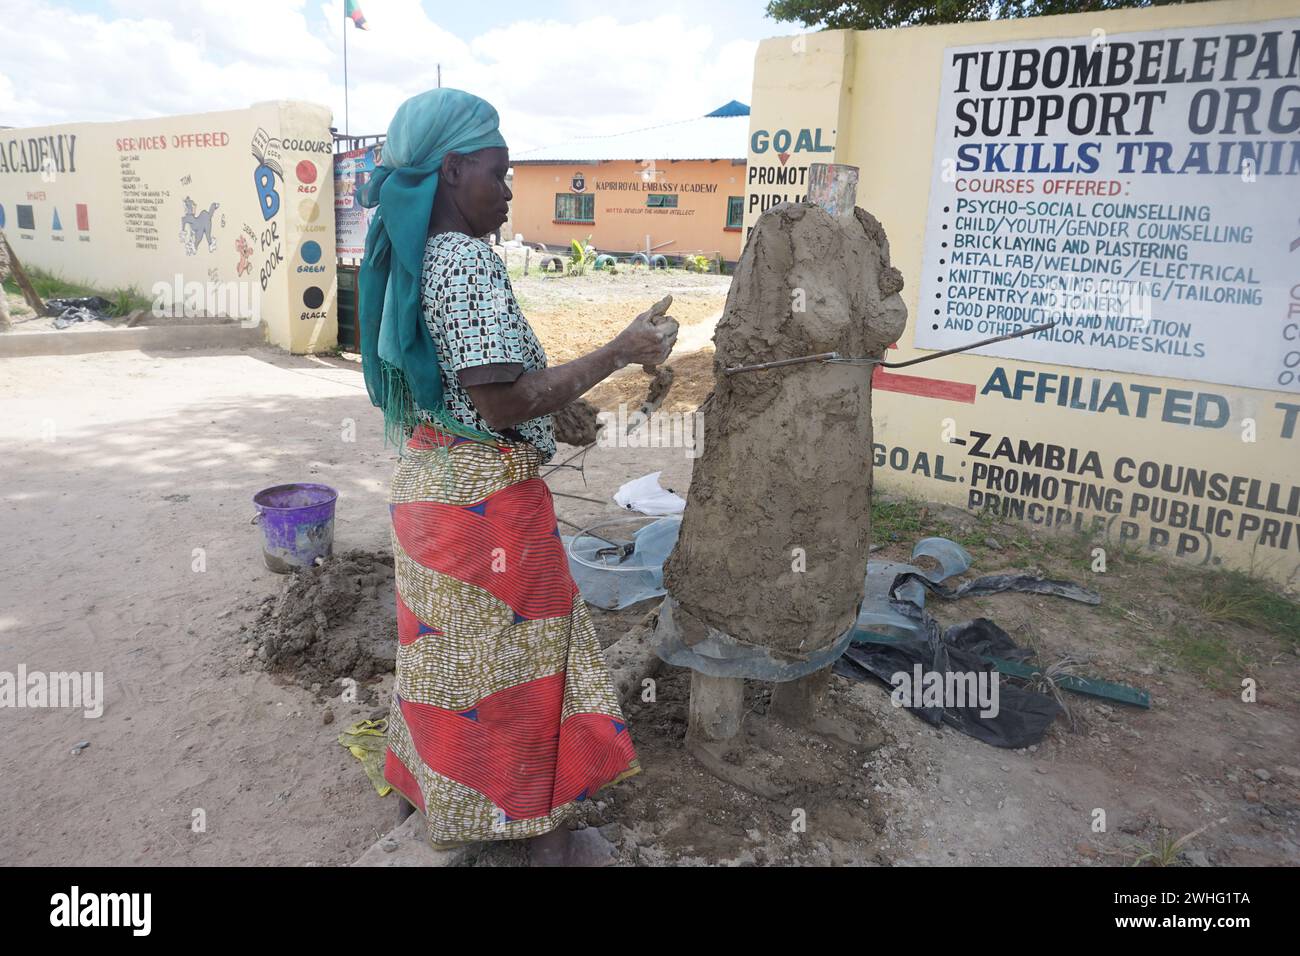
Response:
[513, 268, 726, 415]
[2, 321, 1297, 865]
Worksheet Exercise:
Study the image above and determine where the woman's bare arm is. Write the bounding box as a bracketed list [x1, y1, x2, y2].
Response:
[467, 296, 677, 431]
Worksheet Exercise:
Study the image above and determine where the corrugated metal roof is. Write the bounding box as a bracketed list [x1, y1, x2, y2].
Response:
[513, 110, 749, 164]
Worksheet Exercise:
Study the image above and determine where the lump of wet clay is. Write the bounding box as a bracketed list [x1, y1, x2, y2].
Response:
[663, 202, 907, 657]
[552, 398, 602, 446]
[634, 365, 675, 422]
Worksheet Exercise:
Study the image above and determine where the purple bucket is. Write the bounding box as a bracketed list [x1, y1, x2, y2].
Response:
[252, 483, 338, 573]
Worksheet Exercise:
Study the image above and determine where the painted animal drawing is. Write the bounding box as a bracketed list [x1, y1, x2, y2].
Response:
[235, 234, 253, 276]
[180, 197, 219, 255]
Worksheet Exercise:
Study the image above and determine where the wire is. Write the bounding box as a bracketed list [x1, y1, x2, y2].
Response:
[723, 320, 1059, 375]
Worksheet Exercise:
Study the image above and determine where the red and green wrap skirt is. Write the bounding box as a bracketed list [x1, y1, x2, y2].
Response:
[383, 425, 639, 843]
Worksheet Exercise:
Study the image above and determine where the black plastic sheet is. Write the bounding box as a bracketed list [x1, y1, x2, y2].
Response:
[837, 607, 1062, 748]
[889, 571, 1101, 606]
[46, 296, 113, 330]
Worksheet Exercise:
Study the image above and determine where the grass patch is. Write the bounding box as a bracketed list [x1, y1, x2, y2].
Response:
[1105, 541, 1165, 576]
[1191, 569, 1300, 645]
[1136, 568, 1297, 689]
[3, 268, 150, 318]
[869, 494, 1099, 575]
[1155, 624, 1238, 686]
[870, 497, 928, 545]
[1125, 824, 1212, 867]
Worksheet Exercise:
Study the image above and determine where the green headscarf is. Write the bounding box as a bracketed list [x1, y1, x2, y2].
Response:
[358, 88, 508, 445]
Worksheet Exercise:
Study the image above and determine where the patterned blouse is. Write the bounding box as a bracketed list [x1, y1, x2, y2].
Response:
[418, 232, 556, 462]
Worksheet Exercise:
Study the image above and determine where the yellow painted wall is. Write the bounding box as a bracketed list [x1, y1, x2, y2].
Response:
[747, 0, 1300, 589]
[0, 101, 336, 353]
[511, 160, 746, 260]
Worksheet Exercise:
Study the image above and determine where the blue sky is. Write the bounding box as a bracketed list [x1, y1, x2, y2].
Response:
[421, 0, 779, 43]
[60, 0, 781, 38]
[1, 1, 794, 149]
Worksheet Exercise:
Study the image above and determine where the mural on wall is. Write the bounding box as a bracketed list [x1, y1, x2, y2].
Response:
[251, 128, 284, 221]
[258, 220, 283, 291]
[235, 231, 253, 276]
[0, 132, 78, 175]
[0, 102, 335, 352]
[179, 197, 220, 255]
[118, 142, 169, 251]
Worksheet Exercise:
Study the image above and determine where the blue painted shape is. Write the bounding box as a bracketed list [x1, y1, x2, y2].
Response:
[254, 164, 280, 220]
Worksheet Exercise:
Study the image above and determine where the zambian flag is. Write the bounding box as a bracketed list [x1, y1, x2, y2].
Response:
[346, 0, 368, 29]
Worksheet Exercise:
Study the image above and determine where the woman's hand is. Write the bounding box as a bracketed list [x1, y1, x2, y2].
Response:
[466, 295, 679, 433]
[613, 295, 678, 369]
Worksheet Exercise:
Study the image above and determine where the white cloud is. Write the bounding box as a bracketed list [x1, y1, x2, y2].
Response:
[0, 0, 756, 152]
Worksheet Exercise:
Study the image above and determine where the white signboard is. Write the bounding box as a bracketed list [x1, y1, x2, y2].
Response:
[919, 18, 1300, 393]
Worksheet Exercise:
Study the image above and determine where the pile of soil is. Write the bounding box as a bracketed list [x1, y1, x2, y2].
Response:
[608, 669, 891, 865]
[463, 666, 894, 867]
[248, 549, 398, 692]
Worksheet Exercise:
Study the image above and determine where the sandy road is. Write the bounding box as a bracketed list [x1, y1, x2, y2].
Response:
[0, 345, 696, 865]
[3, 343, 1296, 868]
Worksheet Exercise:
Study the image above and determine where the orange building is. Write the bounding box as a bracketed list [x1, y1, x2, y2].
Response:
[510, 102, 749, 265]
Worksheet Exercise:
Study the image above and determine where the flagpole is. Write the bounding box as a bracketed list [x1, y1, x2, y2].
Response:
[343, 6, 350, 136]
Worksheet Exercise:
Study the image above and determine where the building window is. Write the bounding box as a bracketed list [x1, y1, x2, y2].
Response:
[647, 194, 678, 208]
[555, 193, 594, 223]
[726, 196, 744, 229]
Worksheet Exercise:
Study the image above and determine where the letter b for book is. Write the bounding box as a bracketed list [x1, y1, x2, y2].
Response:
[255, 165, 280, 220]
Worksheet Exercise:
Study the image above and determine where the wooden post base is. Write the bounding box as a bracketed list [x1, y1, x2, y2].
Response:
[686, 671, 745, 742]
[769, 667, 831, 727]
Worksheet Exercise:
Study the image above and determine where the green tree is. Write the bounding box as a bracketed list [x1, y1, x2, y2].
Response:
[766, 0, 1194, 31]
